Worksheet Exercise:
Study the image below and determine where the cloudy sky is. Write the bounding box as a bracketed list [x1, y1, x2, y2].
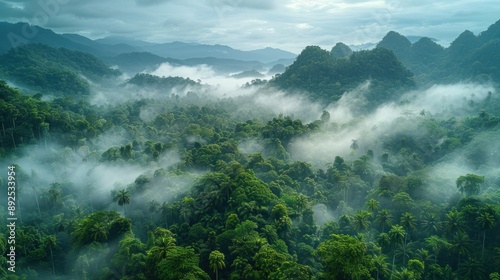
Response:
[0, 0, 499, 52]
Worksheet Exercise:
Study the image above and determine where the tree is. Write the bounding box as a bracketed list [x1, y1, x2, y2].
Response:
[350, 139, 359, 151]
[445, 210, 464, 235]
[400, 212, 417, 264]
[458, 258, 486, 280]
[47, 183, 62, 209]
[113, 189, 131, 217]
[156, 246, 210, 280]
[421, 212, 441, 236]
[366, 198, 379, 213]
[476, 212, 495, 258]
[388, 225, 405, 274]
[425, 235, 450, 263]
[352, 210, 372, 232]
[209, 250, 225, 280]
[456, 174, 485, 196]
[451, 231, 472, 265]
[372, 254, 390, 280]
[44, 235, 57, 276]
[377, 209, 393, 233]
[317, 234, 374, 280]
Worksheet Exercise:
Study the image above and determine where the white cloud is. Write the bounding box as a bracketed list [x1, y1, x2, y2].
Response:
[1, 0, 499, 52]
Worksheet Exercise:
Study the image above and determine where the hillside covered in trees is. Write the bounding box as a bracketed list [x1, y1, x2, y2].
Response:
[0, 19, 500, 280]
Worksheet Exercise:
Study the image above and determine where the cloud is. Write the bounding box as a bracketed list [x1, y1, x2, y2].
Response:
[135, 0, 173, 6]
[0, 0, 499, 52]
[287, 83, 496, 167]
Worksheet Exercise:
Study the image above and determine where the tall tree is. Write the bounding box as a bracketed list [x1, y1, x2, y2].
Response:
[388, 225, 406, 275]
[44, 235, 57, 276]
[366, 198, 379, 213]
[377, 209, 393, 233]
[400, 212, 417, 264]
[113, 189, 131, 217]
[352, 210, 372, 232]
[317, 234, 374, 280]
[456, 174, 485, 196]
[476, 212, 495, 258]
[209, 250, 225, 280]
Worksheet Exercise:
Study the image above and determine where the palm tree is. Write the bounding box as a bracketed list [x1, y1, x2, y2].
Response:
[89, 222, 108, 242]
[47, 183, 62, 209]
[451, 231, 471, 265]
[113, 189, 131, 217]
[421, 212, 441, 236]
[372, 254, 390, 280]
[377, 209, 393, 233]
[149, 236, 176, 264]
[400, 212, 416, 264]
[209, 250, 226, 280]
[44, 235, 57, 276]
[476, 212, 495, 258]
[445, 210, 464, 235]
[352, 211, 372, 232]
[458, 258, 486, 280]
[392, 268, 414, 280]
[366, 198, 379, 213]
[388, 225, 405, 275]
[425, 235, 450, 263]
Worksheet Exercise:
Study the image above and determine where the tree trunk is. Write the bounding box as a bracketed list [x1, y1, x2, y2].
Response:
[2, 121, 5, 136]
[33, 185, 41, 216]
[391, 254, 395, 278]
[11, 131, 16, 150]
[481, 230, 486, 259]
[50, 245, 55, 276]
[403, 233, 407, 264]
[216, 268, 219, 280]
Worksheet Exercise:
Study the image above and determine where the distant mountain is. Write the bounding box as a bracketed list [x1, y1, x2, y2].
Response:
[376, 18, 500, 84]
[377, 31, 412, 61]
[0, 22, 297, 75]
[103, 52, 181, 74]
[94, 36, 156, 48]
[0, 22, 102, 56]
[271, 45, 414, 107]
[0, 44, 119, 95]
[230, 70, 265, 79]
[405, 35, 438, 44]
[126, 73, 201, 92]
[331, 42, 353, 59]
[267, 64, 286, 75]
[142, 42, 296, 63]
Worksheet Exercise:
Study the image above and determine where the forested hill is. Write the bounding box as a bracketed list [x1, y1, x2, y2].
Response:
[0, 44, 120, 95]
[376, 19, 500, 84]
[271, 46, 414, 107]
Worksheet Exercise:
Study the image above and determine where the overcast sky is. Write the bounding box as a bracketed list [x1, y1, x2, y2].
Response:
[0, 0, 499, 53]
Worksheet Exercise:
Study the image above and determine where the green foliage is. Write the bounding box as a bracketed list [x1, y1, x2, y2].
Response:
[271, 45, 414, 107]
[317, 234, 374, 280]
[456, 174, 486, 196]
[0, 44, 119, 94]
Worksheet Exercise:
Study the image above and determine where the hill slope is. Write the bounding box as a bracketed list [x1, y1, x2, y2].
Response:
[0, 44, 120, 95]
[271, 45, 414, 107]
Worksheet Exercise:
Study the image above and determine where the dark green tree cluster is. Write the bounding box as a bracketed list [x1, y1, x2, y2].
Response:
[0, 44, 120, 95]
[376, 19, 500, 84]
[271, 45, 414, 108]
